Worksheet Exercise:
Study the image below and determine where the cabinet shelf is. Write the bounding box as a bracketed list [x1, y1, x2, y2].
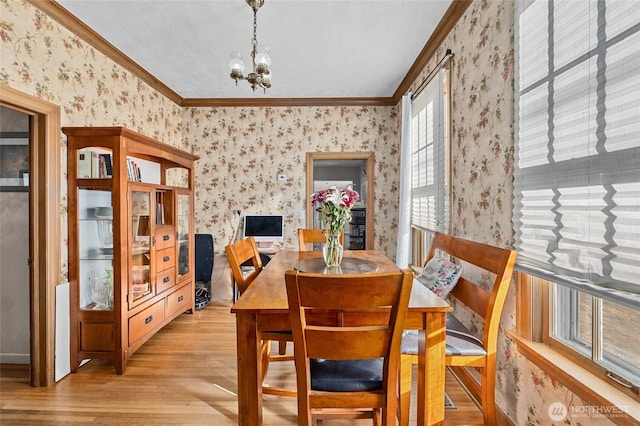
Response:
[76, 178, 113, 189]
[79, 255, 114, 261]
[65, 126, 198, 374]
[348, 208, 366, 250]
[80, 302, 114, 311]
[132, 246, 150, 256]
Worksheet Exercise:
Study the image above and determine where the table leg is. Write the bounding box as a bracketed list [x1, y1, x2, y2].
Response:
[236, 313, 263, 426]
[416, 312, 447, 425]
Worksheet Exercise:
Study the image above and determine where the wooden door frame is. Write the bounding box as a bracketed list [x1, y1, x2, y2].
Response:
[1, 86, 61, 386]
[305, 152, 375, 250]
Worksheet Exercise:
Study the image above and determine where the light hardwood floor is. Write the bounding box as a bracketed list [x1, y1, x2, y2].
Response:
[1, 301, 483, 425]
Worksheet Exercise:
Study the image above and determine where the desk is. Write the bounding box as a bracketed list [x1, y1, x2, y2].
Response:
[231, 250, 452, 425]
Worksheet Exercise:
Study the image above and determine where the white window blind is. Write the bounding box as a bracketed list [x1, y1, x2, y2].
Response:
[410, 68, 449, 233]
[513, 0, 640, 309]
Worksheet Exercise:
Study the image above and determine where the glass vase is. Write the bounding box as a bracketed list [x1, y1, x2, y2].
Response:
[89, 267, 113, 310]
[323, 232, 344, 267]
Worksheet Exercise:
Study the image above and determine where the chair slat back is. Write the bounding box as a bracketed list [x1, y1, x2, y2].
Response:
[225, 237, 263, 295]
[285, 269, 413, 365]
[297, 228, 344, 251]
[306, 326, 391, 360]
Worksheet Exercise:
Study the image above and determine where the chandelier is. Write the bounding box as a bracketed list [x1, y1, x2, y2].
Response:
[228, 0, 272, 93]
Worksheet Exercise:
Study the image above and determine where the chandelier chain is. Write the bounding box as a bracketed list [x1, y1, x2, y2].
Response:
[251, 8, 258, 70]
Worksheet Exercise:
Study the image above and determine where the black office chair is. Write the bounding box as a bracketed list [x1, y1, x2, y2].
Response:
[195, 233, 214, 310]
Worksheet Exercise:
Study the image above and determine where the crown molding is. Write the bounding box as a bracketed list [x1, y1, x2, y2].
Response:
[392, 0, 473, 103]
[181, 97, 397, 108]
[31, 0, 470, 108]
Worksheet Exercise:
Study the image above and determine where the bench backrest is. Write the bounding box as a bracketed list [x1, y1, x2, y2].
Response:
[426, 232, 517, 354]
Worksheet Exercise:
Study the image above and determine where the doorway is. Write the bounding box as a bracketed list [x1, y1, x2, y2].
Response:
[0, 107, 30, 369]
[0, 86, 61, 386]
[305, 152, 374, 250]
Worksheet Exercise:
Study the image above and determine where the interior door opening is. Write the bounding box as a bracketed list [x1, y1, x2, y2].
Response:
[0, 107, 30, 370]
[306, 152, 374, 250]
[1, 86, 61, 387]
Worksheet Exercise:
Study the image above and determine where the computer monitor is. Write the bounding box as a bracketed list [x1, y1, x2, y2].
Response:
[243, 214, 284, 246]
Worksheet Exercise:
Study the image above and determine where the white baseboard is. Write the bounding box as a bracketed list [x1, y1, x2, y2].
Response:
[55, 282, 70, 381]
[0, 353, 29, 364]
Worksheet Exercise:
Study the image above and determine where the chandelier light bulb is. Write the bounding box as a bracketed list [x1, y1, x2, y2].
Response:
[228, 52, 245, 81]
[255, 45, 271, 75]
[261, 72, 271, 90]
[255, 45, 271, 66]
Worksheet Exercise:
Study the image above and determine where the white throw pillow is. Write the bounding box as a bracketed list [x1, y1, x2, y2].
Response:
[416, 256, 462, 298]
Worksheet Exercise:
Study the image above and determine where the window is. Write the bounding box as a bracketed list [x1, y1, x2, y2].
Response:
[514, 0, 640, 399]
[552, 285, 640, 383]
[410, 61, 451, 266]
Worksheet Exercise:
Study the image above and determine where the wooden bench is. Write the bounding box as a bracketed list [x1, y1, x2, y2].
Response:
[399, 232, 517, 426]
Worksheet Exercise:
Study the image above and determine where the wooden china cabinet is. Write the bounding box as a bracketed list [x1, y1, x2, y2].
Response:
[64, 126, 198, 374]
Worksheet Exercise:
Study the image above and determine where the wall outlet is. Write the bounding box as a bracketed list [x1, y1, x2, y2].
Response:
[277, 174, 287, 182]
[298, 210, 305, 220]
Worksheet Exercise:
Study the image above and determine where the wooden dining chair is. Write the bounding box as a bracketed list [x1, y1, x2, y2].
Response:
[225, 236, 264, 296]
[285, 269, 413, 426]
[399, 232, 517, 426]
[225, 237, 295, 397]
[297, 228, 344, 251]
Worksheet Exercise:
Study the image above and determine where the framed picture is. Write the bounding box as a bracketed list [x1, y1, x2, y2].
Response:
[0, 132, 29, 191]
[132, 214, 150, 246]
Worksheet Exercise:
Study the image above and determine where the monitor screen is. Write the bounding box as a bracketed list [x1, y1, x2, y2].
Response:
[243, 214, 284, 244]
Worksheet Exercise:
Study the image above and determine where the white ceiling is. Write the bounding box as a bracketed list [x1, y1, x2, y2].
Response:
[56, 0, 453, 100]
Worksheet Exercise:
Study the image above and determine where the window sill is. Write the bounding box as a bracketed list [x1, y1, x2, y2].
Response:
[506, 331, 640, 425]
[409, 264, 421, 275]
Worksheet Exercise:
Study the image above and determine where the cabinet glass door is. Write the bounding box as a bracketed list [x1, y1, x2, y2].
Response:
[130, 190, 152, 303]
[177, 192, 190, 279]
[78, 188, 114, 311]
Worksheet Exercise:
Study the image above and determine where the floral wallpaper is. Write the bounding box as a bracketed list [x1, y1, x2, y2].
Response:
[403, 0, 614, 424]
[183, 106, 397, 254]
[0, 0, 619, 424]
[0, 0, 183, 283]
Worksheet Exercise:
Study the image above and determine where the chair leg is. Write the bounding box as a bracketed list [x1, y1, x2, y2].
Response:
[260, 339, 297, 397]
[482, 363, 497, 426]
[399, 355, 414, 426]
[373, 408, 382, 426]
[260, 340, 271, 383]
[278, 339, 287, 355]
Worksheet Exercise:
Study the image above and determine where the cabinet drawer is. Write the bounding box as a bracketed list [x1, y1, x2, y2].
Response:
[129, 300, 165, 346]
[167, 284, 192, 317]
[156, 266, 176, 294]
[155, 226, 175, 250]
[155, 247, 175, 272]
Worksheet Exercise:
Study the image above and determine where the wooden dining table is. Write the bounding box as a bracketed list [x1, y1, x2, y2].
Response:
[231, 249, 452, 425]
